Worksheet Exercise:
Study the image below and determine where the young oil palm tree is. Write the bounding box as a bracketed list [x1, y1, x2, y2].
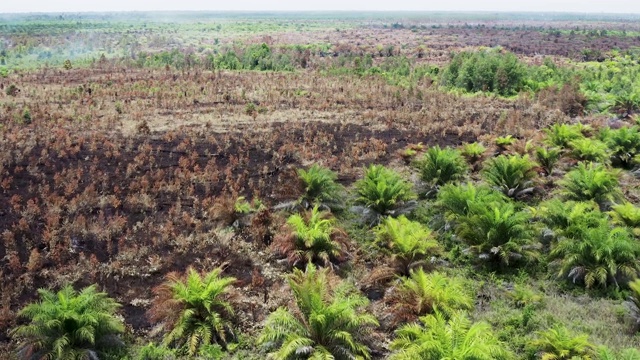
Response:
[551, 224, 640, 288]
[389, 311, 511, 360]
[374, 216, 441, 275]
[435, 182, 506, 225]
[258, 263, 378, 360]
[568, 138, 609, 163]
[482, 154, 538, 198]
[597, 346, 640, 360]
[297, 164, 345, 211]
[544, 123, 585, 148]
[528, 324, 595, 360]
[352, 164, 416, 226]
[389, 269, 473, 324]
[149, 267, 236, 356]
[601, 126, 640, 168]
[10, 285, 125, 360]
[609, 202, 640, 236]
[456, 201, 540, 268]
[535, 147, 562, 177]
[414, 145, 468, 189]
[557, 162, 621, 208]
[536, 199, 607, 241]
[271, 205, 349, 268]
[624, 278, 640, 332]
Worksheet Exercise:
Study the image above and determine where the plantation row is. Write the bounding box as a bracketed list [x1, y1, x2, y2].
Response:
[7, 120, 640, 359]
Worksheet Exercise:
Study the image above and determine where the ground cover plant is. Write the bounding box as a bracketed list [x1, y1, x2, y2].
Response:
[2, 10, 640, 359]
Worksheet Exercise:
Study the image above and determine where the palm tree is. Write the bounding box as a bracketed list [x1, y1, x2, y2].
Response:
[258, 263, 378, 360]
[436, 182, 506, 225]
[374, 216, 441, 275]
[482, 154, 538, 198]
[456, 201, 540, 268]
[389, 269, 473, 324]
[353, 164, 416, 225]
[544, 123, 585, 148]
[557, 162, 621, 208]
[624, 278, 640, 332]
[149, 267, 236, 356]
[597, 346, 640, 360]
[528, 324, 595, 360]
[609, 202, 640, 236]
[414, 146, 468, 189]
[568, 138, 609, 163]
[535, 147, 562, 176]
[601, 126, 640, 168]
[11, 285, 125, 360]
[271, 205, 349, 267]
[389, 311, 511, 360]
[551, 225, 640, 288]
[297, 164, 345, 211]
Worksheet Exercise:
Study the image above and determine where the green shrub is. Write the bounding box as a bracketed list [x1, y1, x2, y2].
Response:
[551, 225, 640, 288]
[495, 135, 517, 149]
[258, 263, 378, 360]
[353, 164, 416, 225]
[441, 48, 526, 96]
[150, 267, 236, 356]
[535, 146, 562, 176]
[528, 325, 595, 360]
[536, 199, 607, 240]
[482, 154, 538, 198]
[597, 346, 640, 360]
[609, 202, 640, 236]
[390, 311, 511, 360]
[414, 145, 468, 187]
[557, 162, 621, 207]
[272, 206, 348, 267]
[134, 343, 177, 360]
[374, 215, 440, 275]
[10, 285, 125, 360]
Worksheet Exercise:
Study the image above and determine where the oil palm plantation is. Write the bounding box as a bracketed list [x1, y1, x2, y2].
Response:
[389, 311, 511, 360]
[149, 267, 236, 356]
[10, 285, 125, 360]
[258, 263, 378, 360]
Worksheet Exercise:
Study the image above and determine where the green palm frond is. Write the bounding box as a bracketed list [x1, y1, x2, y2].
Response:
[529, 324, 595, 360]
[151, 267, 236, 356]
[374, 216, 441, 274]
[482, 154, 538, 198]
[545, 123, 585, 148]
[556, 162, 621, 207]
[436, 182, 506, 224]
[390, 311, 512, 360]
[298, 164, 345, 210]
[353, 164, 416, 223]
[11, 285, 124, 360]
[414, 145, 468, 187]
[259, 264, 378, 360]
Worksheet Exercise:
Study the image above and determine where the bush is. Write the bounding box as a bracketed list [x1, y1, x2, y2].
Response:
[528, 324, 595, 360]
[271, 206, 349, 267]
[414, 146, 468, 187]
[10, 285, 125, 360]
[551, 224, 640, 288]
[258, 263, 378, 359]
[557, 162, 621, 207]
[389, 311, 511, 360]
[389, 269, 473, 323]
[441, 48, 526, 96]
[482, 154, 538, 198]
[353, 164, 416, 225]
[149, 267, 236, 356]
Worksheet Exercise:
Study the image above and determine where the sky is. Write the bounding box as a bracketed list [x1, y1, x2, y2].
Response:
[1, 0, 639, 14]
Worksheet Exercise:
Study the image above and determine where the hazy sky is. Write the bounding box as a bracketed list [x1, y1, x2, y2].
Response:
[1, 0, 638, 14]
